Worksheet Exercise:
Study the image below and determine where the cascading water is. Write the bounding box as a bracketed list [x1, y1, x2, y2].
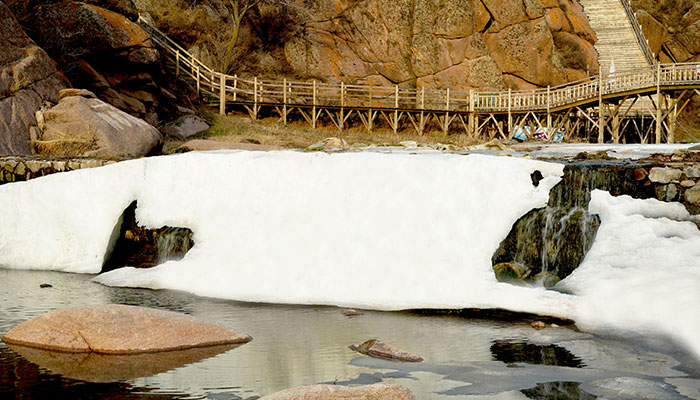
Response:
[493, 161, 656, 285]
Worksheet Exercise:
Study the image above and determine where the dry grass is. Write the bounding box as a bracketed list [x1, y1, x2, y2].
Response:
[162, 108, 489, 153]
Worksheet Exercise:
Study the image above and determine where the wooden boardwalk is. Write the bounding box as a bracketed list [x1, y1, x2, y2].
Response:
[137, 15, 700, 144]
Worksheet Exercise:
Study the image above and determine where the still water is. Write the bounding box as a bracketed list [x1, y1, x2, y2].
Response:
[1, 269, 699, 399]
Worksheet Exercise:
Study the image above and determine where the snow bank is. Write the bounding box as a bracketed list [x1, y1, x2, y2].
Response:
[0, 151, 570, 315]
[559, 190, 700, 355]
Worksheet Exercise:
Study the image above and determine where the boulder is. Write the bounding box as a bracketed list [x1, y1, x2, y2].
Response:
[648, 167, 682, 184]
[349, 339, 423, 362]
[1, 304, 252, 353]
[162, 115, 210, 139]
[685, 166, 700, 178]
[0, 2, 68, 155]
[306, 137, 348, 151]
[32, 94, 162, 158]
[176, 139, 284, 152]
[259, 383, 415, 400]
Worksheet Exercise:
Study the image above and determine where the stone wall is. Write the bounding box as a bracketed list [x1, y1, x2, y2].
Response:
[0, 156, 117, 184]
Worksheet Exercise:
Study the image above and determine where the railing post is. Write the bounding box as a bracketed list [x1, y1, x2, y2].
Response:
[219, 73, 226, 116]
[283, 78, 287, 126]
[253, 76, 258, 120]
[312, 80, 317, 129]
[232, 75, 237, 102]
[507, 88, 512, 136]
[340, 82, 345, 130]
[598, 68, 604, 143]
[420, 86, 425, 136]
[368, 84, 373, 132]
[196, 66, 200, 95]
[546, 85, 551, 137]
[669, 95, 677, 144]
[393, 84, 399, 134]
[443, 88, 450, 135]
[175, 50, 180, 76]
[469, 89, 476, 137]
[656, 63, 662, 144]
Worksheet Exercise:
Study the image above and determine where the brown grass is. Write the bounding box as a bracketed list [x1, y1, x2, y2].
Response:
[161, 108, 489, 153]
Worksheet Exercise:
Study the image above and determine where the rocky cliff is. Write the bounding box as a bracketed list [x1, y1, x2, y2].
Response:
[0, 1, 68, 155]
[633, 0, 700, 135]
[143, 0, 599, 92]
[283, 0, 598, 91]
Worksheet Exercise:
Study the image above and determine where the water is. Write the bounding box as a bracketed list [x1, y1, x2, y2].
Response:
[2, 269, 699, 399]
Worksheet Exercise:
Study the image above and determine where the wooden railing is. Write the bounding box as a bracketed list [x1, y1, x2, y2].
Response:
[620, 0, 656, 66]
[138, 15, 700, 116]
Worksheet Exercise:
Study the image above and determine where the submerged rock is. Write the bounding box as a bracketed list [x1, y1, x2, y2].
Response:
[349, 339, 423, 362]
[1, 304, 252, 353]
[259, 382, 415, 400]
[493, 262, 531, 282]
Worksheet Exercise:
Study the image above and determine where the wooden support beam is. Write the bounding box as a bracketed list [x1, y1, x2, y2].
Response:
[283, 78, 288, 125]
[196, 66, 200, 95]
[598, 68, 604, 143]
[312, 80, 317, 129]
[507, 89, 512, 135]
[394, 85, 399, 134]
[339, 82, 345, 130]
[443, 88, 450, 135]
[656, 63, 662, 144]
[219, 73, 226, 116]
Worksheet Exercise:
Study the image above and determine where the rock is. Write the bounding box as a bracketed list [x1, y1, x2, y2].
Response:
[259, 383, 415, 400]
[349, 339, 423, 362]
[59, 88, 97, 99]
[681, 179, 696, 188]
[684, 166, 700, 179]
[162, 115, 210, 139]
[39, 283, 52, 288]
[399, 141, 418, 149]
[0, 2, 68, 155]
[306, 137, 348, 151]
[655, 183, 679, 202]
[634, 168, 649, 181]
[1, 304, 252, 353]
[531, 321, 546, 330]
[32, 95, 162, 158]
[493, 262, 531, 281]
[341, 309, 365, 316]
[686, 183, 700, 205]
[648, 167, 682, 184]
[176, 139, 284, 152]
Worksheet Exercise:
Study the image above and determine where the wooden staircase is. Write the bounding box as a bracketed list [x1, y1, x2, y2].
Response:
[579, 0, 653, 76]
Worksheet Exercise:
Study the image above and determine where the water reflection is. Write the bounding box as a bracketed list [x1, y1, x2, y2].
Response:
[490, 341, 585, 368]
[6, 343, 240, 383]
[521, 381, 597, 400]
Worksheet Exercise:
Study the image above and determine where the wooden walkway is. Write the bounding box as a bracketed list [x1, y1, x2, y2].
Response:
[137, 16, 700, 144]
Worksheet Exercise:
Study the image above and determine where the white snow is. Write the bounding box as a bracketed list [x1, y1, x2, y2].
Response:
[558, 190, 700, 356]
[1, 150, 700, 357]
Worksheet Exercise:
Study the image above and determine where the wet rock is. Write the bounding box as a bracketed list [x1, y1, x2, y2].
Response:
[259, 382, 415, 400]
[649, 167, 682, 184]
[1, 304, 252, 353]
[531, 321, 546, 330]
[580, 376, 684, 400]
[32, 95, 162, 158]
[39, 283, 52, 288]
[176, 139, 283, 153]
[349, 339, 423, 362]
[162, 115, 210, 139]
[685, 184, 700, 205]
[341, 309, 365, 316]
[493, 262, 531, 282]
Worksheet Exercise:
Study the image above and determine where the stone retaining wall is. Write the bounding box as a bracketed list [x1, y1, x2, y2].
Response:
[0, 156, 118, 184]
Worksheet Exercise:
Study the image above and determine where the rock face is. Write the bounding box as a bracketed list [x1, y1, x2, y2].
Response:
[632, 0, 700, 134]
[349, 339, 423, 362]
[283, 0, 598, 90]
[30, 2, 197, 127]
[0, 2, 68, 155]
[1, 304, 252, 353]
[259, 383, 415, 400]
[32, 90, 162, 158]
[176, 139, 284, 152]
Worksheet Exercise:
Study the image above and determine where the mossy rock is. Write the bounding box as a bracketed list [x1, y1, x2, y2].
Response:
[493, 262, 531, 282]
